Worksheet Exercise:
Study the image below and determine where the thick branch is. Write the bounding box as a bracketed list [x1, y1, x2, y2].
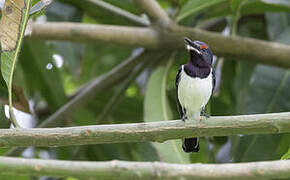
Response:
[0, 112, 290, 147]
[29, 22, 290, 68]
[29, 23, 160, 47]
[4, 50, 164, 157]
[0, 157, 290, 179]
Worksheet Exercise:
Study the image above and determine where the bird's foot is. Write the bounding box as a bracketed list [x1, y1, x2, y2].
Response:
[181, 115, 188, 122]
[200, 109, 210, 118]
[198, 116, 207, 122]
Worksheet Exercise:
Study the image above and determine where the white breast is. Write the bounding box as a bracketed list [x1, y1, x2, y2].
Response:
[178, 65, 212, 120]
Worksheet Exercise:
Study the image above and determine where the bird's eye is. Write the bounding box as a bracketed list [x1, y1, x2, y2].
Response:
[200, 44, 208, 50]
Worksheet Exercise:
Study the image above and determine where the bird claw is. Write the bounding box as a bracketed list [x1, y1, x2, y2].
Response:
[182, 115, 188, 121]
[200, 109, 210, 118]
[199, 116, 206, 122]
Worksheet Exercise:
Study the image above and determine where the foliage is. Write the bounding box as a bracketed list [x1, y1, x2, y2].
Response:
[281, 148, 290, 160]
[0, 0, 32, 127]
[0, 0, 290, 179]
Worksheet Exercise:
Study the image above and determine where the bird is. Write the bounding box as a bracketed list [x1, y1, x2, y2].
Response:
[176, 37, 215, 153]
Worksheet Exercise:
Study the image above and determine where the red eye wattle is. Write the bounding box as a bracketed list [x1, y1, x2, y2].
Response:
[200, 45, 208, 50]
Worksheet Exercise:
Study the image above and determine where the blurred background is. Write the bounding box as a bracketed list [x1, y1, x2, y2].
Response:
[1, 0, 290, 179]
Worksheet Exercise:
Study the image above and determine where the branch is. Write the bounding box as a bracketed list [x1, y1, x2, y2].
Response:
[4, 50, 164, 157]
[85, 0, 150, 26]
[1, 157, 290, 179]
[97, 56, 148, 122]
[0, 112, 290, 147]
[29, 23, 160, 47]
[37, 49, 152, 128]
[134, 0, 171, 24]
[29, 22, 290, 68]
[59, 0, 149, 26]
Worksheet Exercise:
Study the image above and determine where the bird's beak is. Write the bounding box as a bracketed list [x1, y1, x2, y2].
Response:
[184, 37, 192, 46]
[184, 37, 201, 54]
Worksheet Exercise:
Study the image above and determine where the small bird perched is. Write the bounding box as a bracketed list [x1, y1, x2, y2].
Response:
[176, 37, 215, 153]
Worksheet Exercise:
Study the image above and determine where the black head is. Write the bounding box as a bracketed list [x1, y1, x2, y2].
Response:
[184, 37, 213, 65]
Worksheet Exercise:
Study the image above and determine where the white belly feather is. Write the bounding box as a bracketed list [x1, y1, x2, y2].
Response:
[178, 65, 212, 120]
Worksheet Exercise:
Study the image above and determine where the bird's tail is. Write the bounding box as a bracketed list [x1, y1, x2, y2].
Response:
[182, 137, 200, 153]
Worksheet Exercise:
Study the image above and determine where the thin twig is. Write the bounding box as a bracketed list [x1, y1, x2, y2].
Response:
[87, 0, 150, 26]
[96, 56, 147, 123]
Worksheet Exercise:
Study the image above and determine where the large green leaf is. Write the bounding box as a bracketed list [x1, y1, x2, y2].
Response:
[144, 56, 190, 164]
[0, 0, 32, 127]
[19, 40, 67, 111]
[240, 0, 290, 15]
[176, 0, 227, 22]
[207, 0, 290, 20]
[231, 13, 290, 162]
[246, 14, 290, 112]
[230, 0, 243, 11]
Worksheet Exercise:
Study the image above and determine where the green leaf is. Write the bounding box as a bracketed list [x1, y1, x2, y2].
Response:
[231, 13, 290, 162]
[230, 0, 243, 11]
[212, 60, 237, 116]
[19, 40, 67, 111]
[207, 0, 290, 19]
[244, 66, 290, 113]
[244, 13, 290, 114]
[0, 175, 30, 180]
[281, 148, 290, 160]
[0, 105, 9, 128]
[261, 0, 290, 7]
[144, 54, 190, 164]
[240, 0, 290, 15]
[0, 0, 32, 127]
[0, 72, 9, 104]
[176, 0, 227, 22]
[66, 177, 79, 180]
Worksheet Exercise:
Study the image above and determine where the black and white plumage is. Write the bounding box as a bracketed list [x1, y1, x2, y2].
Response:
[176, 38, 215, 153]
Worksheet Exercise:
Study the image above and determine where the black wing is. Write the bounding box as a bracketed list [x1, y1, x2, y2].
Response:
[212, 68, 216, 94]
[176, 66, 184, 119]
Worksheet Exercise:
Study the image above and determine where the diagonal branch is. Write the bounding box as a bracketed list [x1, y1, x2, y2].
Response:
[97, 58, 148, 123]
[59, 0, 149, 26]
[4, 50, 164, 156]
[0, 112, 290, 148]
[1, 157, 290, 179]
[37, 49, 152, 128]
[28, 22, 290, 68]
[134, 0, 171, 24]
[85, 0, 150, 26]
